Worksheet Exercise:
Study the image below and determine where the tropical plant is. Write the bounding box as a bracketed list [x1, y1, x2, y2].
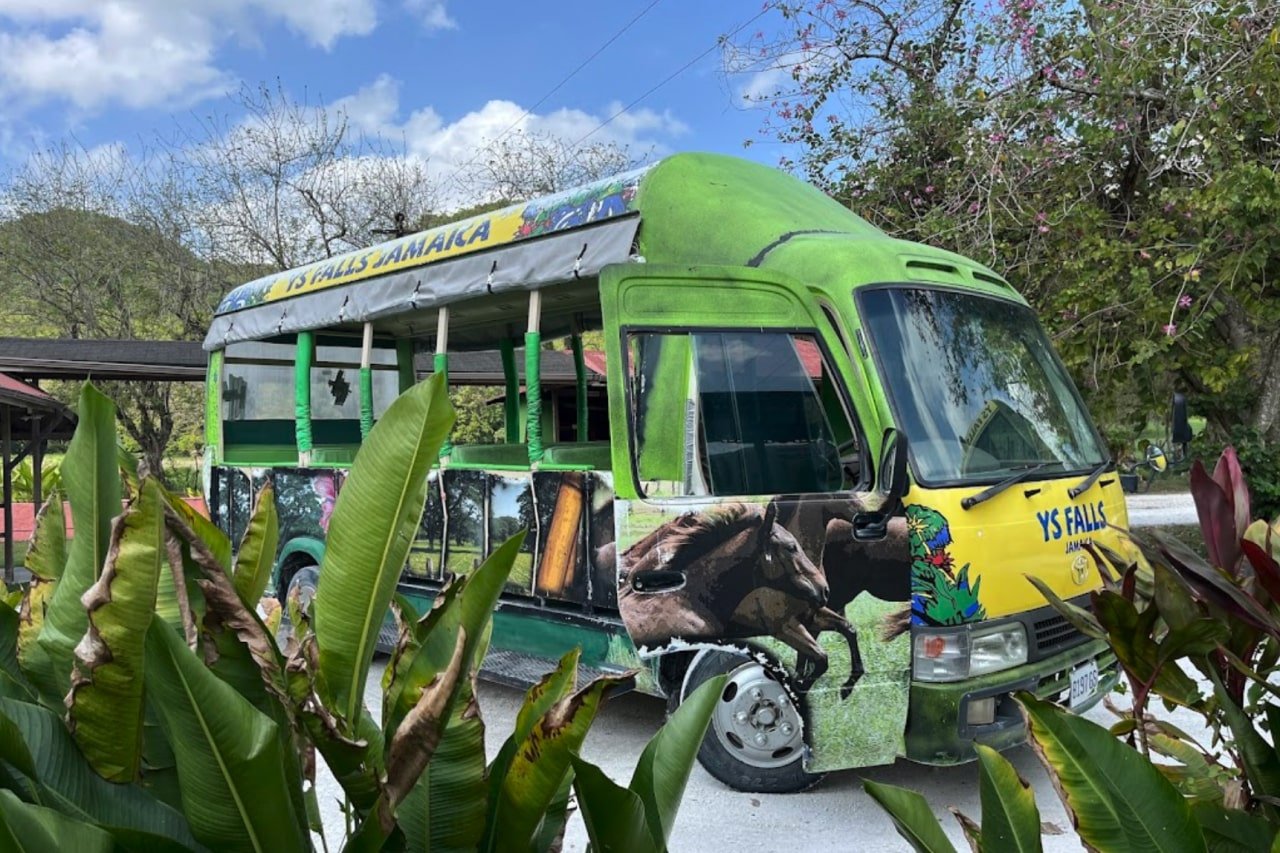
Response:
[0, 378, 719, 851]
[867, 446, 1280, 851]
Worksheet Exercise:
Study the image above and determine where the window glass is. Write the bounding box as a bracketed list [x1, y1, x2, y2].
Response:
[628, 330, 859, 497]
[312, 343, 398, 420]
[223, 342, 293, 421]
[859, 287, 1107, 483]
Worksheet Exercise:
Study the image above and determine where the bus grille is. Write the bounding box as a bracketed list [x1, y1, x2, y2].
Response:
[1032, 612, 1087, 659]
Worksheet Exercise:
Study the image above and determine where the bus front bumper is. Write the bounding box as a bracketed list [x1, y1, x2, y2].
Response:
[903, 638, 1118, 765]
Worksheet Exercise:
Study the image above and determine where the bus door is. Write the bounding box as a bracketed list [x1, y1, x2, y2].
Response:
[600, 264, 912, 771]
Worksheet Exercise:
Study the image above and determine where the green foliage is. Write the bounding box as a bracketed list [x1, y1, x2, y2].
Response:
[735, 0, 1280, 451]
[869, 446, 1280, 849]
[0, 381, 714, 851]
[1233, 427, 1280, 522]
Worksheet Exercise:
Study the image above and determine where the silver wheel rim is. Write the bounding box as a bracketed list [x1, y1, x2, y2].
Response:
[708, 661, 804, 769]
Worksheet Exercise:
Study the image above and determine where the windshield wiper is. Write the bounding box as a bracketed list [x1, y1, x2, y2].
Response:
[1067, 458, 1113, 499]
[961, 463, 1052, 510]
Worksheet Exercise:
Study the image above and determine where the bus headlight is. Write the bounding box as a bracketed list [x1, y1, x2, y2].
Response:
[913, 623, 1028, 682]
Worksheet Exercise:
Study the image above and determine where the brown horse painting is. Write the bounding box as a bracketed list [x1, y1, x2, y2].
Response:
[617, 501, 863, 692]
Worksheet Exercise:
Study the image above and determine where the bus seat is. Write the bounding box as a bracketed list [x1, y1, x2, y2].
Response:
[449, 444, 531, 467]
[541, 442, 613, 470]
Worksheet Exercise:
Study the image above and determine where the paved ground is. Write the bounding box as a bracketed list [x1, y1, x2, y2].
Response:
[316, 491, 1201, 851]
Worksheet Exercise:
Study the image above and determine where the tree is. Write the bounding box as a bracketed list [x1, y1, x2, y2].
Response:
[731, 0, 1280, 445]
[471, 129, 647, 202]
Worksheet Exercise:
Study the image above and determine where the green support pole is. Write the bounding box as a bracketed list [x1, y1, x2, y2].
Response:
[295, 332, 314, 464]
[525, 331, 544, 463]
[499, 338, 520, 443]
[434, 352, 454, 459]
[570, 333, 588, 442]
[358, 367, 374, 440]
[205, 349, 223, 463]
[396, 339, 415, 394]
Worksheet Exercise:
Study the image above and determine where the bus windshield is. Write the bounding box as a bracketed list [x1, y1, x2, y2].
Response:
[859, 286, 1107, 484]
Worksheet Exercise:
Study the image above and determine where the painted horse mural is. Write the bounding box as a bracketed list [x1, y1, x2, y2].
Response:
[617, 501, 863, 692]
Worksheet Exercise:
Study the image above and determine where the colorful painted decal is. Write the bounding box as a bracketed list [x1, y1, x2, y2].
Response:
[214, 166, 651, 315]
[907, 504, 986, 626]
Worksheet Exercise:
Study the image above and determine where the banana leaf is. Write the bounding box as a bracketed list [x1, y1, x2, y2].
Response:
[144, 620, 307, 853]
[31, 384, 122, 701]
[864, 779, 958, 853]
[0, 788, 114, 853]
[0, 609, 38, 703]
[0, 697, 199, 850]
[572, 757, 659, 853]
[973, 744, 1042, 853]
[484, 671, 631, 853]
[233, 485, 279, 609]
[1020, 692, 1206, 853]
[627, 674, 722, 849]
[67, 477, 165, 783]
[314, 372, 454, 727]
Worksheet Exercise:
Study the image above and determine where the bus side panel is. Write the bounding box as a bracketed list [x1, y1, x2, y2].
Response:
[405, 468, 617, 611]
[615, 493, 912, 772]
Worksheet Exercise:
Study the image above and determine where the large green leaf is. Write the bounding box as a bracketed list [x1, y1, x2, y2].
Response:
[314, 372, 454, 726]
[1206, 670, 1280, 820]
[31, 384, 122, 700]
[974, 744, 1042, 853]
[16, 494, 65, 681]
[0, 609, 38, 704]
[572, 757, 659, 853]
[864, 779, 958, 853]
[384, 532, 525, 743]
[144, 620, 306, 853]
[1191, 802, 1276, 853]
[0, 697, 199, 849]
[485, 672, 631, 853]
[68, 477, 165, 783]
[233, 485, 279, 608]
[397, 682, 489, 853]
[629, 674, 723, 849]
[1021, 693, 1206, 853]
[0, 788, 114, 853]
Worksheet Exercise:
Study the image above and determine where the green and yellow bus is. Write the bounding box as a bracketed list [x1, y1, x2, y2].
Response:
[203, 153, 1122, 792]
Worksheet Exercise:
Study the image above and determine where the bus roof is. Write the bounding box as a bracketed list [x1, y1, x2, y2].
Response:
[204, 153, 1007, 351]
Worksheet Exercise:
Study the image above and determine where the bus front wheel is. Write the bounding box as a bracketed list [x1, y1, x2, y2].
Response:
[675, 651, 822, 794]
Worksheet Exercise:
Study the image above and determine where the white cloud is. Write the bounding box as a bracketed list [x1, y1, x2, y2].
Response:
[0, 0, 382, 111]
[403, 0, 455, 30]
[333, 74, 687, 204]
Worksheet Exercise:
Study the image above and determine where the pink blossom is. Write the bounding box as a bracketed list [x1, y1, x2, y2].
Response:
[1178, 294, 1193, 308]
[968, 202, 981, 214]
[990, 132, 1007, 143]
[925, 184, 935, 194]
[1038, 225, 1050, 233]
[1139, 249, 1151, 260]
[1163, 323, 1178, 336]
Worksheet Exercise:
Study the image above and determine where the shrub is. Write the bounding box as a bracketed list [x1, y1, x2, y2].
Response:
[0, 379, 718, 851]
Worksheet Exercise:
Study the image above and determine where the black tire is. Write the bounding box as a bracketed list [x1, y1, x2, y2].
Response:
[676, 650, 823, 794]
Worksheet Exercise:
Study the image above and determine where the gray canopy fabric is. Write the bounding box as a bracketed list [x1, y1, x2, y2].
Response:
[203, 217, 639, 351]
[204, 163, 654, 351]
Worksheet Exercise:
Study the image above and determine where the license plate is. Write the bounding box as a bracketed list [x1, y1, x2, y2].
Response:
[1069, 659, 1100, 709]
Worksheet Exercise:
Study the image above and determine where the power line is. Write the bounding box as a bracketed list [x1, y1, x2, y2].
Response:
[439, 0, 664, 192]
[568, 3, 777, 151]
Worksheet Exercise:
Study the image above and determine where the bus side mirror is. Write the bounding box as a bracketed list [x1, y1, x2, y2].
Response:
[855, 429, 910, 541]
[1171, 393, 1192, 445]
[878, 428, 910, 500]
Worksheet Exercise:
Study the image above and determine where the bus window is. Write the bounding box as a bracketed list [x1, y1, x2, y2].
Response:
[221, 340, 298, 463]
[311, 341, 398, 421]
[627, 330, 858, 497]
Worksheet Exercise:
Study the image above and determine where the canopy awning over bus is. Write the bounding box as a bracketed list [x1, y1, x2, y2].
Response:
[203, 166, 651, 352]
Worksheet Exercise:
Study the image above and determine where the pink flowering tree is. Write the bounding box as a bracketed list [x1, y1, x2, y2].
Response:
[728, 0, 1280, 446]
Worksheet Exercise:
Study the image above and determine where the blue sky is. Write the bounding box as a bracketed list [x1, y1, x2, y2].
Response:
[0, 0, 794, 198]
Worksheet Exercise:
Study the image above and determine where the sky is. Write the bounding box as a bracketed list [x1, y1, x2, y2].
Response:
[0, 0, 794, 204]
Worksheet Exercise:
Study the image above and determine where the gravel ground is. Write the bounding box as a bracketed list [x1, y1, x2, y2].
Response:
[315, 491, 1201, 851]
